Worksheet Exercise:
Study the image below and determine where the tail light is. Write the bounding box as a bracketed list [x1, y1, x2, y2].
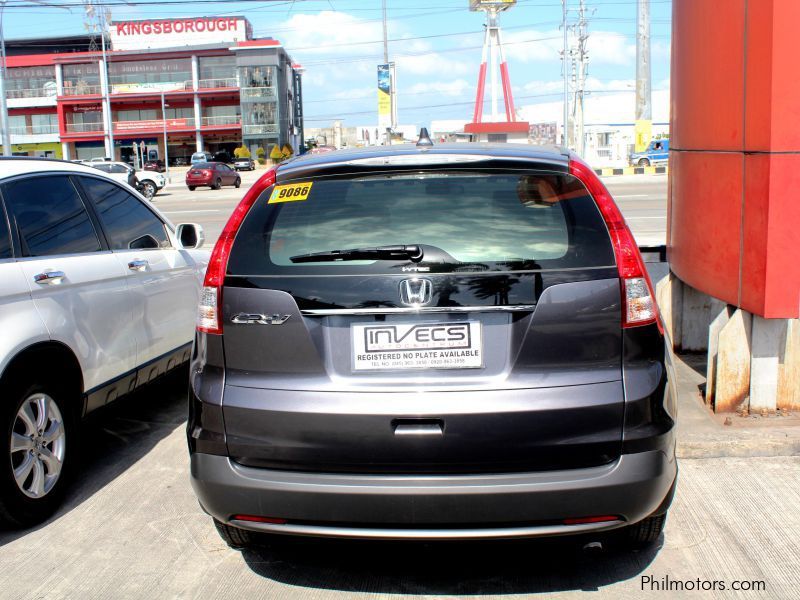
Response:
[568, 155, 660, 330]
[197, 167, 277, 335]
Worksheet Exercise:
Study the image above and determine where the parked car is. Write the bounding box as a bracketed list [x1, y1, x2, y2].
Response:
[143, 159, 166, 173]
[212, 151, 232, 164]
[186, 162, 241, 191]
[191, 152, 213, 166]
[308, 145, 336, 155]
[629, 139, 669, 167]
[0, 157, 208, 527]
[233, 157, 255, 171]
[188, 142, 677, 550]
[88, 161, 165, 199]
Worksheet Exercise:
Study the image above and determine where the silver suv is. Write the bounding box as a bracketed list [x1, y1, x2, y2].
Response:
[0, 158, 209, 527]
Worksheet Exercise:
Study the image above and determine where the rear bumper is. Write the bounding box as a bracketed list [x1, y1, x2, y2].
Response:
[190, 447, 677, 540]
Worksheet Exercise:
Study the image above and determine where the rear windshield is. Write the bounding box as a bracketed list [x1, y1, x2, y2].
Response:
[228, 171, 615, 275]
[192, 162, 214, 169]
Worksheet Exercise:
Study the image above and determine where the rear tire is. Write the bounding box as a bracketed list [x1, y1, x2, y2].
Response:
[188, 186, 196, 191]
[212, 178, 222, 190]
[0, 377, 75, 528]
[214, 519, 257, 549]
[140, 181, 156, 200]
[625, 513, 667, 547]
[234, 178, 241, 188]
[638, 158, 651, 167]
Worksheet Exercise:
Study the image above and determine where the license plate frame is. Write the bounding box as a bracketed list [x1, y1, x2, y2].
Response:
[351, 321, 483, 372]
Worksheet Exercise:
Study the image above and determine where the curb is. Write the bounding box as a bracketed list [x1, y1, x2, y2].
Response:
[672, 351, 800, 459]
[594, 166, 668, 176]
[677, 435, 800, 459]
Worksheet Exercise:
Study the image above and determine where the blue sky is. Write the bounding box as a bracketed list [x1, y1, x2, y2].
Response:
[3, 0, 672, 127]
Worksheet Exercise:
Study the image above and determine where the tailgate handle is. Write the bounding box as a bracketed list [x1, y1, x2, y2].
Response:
[392, 419, 443, 436]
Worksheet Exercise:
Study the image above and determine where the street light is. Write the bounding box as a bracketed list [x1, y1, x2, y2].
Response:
[161, 91, 171, 183]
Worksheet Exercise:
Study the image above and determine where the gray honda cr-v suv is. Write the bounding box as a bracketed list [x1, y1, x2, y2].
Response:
[188, 142, 677, 549]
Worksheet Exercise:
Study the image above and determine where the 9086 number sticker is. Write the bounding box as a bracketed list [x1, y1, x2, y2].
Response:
[269, 182, 313, 204]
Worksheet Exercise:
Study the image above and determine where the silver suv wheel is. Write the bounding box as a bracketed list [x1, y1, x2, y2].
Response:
[10, 393, 66, 499]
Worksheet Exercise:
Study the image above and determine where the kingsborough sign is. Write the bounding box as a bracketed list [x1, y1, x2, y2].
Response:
[110, 17, 250, 51]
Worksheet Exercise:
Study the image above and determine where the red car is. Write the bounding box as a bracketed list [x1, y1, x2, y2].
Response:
[186, 162, 241, 191]
[143, 159, 166, 172]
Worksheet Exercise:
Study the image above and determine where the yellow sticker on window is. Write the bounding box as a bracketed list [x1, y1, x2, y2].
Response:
[269, 182, 313, 204]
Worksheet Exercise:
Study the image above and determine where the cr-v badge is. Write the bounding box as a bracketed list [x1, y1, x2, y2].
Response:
[231, 313, 291, 325]
[399, 278, 433, 306]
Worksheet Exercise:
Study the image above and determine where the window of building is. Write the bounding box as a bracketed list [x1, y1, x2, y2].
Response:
[31, 113, 58, 135]
[201, 104, 240, 126]
[8, 115, 26, 135]
[63, 63, 100, 95]
[79, 177, 170, 250]
[165, 107, 195, 120]
[108, 58, 192, 91]
[117, 109, 159, 122]
[245, 103, 276, 125]
[2, 176, 101, 257]
[240, 66, 275, 89]
[5, 66, 56, 98]
[66, 111, 104, 132]
[199, 56, 237, 85]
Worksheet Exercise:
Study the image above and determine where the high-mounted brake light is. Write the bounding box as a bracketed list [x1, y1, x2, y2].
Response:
[568, 155, 660, 330]
[197, 167, 278, 335]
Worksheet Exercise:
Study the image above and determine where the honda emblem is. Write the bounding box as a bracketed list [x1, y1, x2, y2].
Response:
[399, 278, 433, 306]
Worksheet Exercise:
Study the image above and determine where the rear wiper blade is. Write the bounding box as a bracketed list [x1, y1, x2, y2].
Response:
[290, 245, 423, 263]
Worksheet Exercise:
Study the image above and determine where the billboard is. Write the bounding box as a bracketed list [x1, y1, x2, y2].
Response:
[469, 0, 516, 11]
[377, 64, 392, 131]
[110, 17, 249, 51]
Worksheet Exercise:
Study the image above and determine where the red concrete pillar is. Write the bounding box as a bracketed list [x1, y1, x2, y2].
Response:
[670, 0, 800, 319]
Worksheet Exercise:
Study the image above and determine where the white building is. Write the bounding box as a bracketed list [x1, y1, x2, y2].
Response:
[519, 89, 671, 167]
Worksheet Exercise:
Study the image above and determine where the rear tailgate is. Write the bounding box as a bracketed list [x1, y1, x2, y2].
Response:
[220, 165, 625, 473]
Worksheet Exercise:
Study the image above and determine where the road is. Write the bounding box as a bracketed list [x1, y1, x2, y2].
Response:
[604, 174, 668, 247]
[152, 169, 668, 248]
[0, 376, 797, 599]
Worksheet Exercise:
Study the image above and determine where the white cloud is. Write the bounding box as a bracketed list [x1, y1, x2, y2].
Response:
[277, 11, 384, 57]
[498, 28, 636, 67]
[586, 31, 636, 66]
[393, 39, 472, 77]
[407, 79, 472, 97]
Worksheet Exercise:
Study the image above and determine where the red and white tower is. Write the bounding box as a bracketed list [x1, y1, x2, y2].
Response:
[464, 0, 530, 141]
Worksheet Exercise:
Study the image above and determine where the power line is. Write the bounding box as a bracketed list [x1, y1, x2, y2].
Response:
[303, 88, 640, 121]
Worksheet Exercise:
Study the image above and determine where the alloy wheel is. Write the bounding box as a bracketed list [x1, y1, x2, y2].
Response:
[10, 393, 66, 499]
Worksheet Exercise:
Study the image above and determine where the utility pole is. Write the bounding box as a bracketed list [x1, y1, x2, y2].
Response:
[561, 0, 569, 148]
[635, 0, 651, 153]
[575, 0, 589, 157]
[382, 0, 388, 65]
[0, 0, 11, 156]
[381, 0, 391, 145]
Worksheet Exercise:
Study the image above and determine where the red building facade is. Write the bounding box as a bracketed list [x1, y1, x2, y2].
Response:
[3, 17, 303, 164]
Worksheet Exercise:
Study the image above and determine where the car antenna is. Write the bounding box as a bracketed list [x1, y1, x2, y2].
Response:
[416, 127, 434, 148]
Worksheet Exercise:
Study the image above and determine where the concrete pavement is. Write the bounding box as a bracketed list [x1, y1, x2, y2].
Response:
[0, 354, 797, 598]
[0, 365, 798, 599]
